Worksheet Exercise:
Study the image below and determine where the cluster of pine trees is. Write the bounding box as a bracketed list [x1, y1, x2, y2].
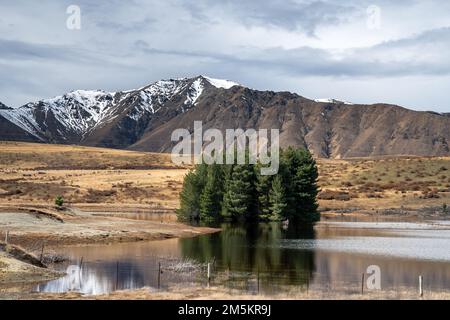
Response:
[177, 147, 320, 224]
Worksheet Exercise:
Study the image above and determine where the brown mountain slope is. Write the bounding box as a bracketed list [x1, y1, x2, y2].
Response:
[1, 77, 449, 158]
[129, 86, 450, 158]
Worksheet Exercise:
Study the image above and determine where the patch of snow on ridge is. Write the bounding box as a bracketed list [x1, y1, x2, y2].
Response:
[41, 90, 115, 134]
[184, 78, 204, 105]
[0, 106, 44, 140]
[314, 98, 353, 105]
[204, 76, 240, 89]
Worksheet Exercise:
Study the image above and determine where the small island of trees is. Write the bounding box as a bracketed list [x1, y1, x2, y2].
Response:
[177, 147, 320, 225]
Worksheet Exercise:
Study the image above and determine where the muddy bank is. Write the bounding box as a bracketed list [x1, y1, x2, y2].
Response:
[0, 205, 219, 249]
[0, 250, 63, 288]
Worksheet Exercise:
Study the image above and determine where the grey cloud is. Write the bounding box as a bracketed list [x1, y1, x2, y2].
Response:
[134, 27, 450, 77]
[0, 39, 74, 61]
[179, 0, 358, 36]
[96, 17, 156, 33]
[1, 0, 450, 112]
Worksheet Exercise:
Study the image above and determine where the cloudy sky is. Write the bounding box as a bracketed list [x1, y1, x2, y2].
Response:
[1, 0, 450, 112]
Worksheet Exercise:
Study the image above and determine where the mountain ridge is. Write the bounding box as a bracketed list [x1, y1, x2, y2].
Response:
[0, 76, 449, 158]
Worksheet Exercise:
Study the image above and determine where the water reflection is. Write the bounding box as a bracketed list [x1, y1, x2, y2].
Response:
[34, 219, 450, 295]
[180, 223, 315, 286]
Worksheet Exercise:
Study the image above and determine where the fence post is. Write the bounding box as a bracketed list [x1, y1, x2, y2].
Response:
[116, 261, 119, 291]
[5, 230, 9, 244]
[207, 263, 211, 287]
[40, 243, 45, 262]
[257, 269, 260, 294]
[306, 276, 309, 295]
[361, 273, 365, 295]
[158, 262, 161, 289]
[419, 275, 423, 298]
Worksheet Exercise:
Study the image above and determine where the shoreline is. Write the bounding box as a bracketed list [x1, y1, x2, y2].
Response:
[0, 204, 219, 289]
[0, 204, 219, 249]
[15, 285, 450, 300]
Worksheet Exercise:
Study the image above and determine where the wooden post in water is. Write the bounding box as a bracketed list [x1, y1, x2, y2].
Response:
[116, 261, 119, 291]
[158, 262, 161, 289]
[257, 270, 260, 294]
[419, 275, 423, 297]
[306, 276, 309, 295]
[207, 263, 211, 287]
[5, 230, 9, 244]
[78, 256, 84, 284]
[361, 273, 365, 295]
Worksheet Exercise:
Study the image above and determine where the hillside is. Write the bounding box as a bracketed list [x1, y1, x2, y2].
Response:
[1, 76, 449, 158]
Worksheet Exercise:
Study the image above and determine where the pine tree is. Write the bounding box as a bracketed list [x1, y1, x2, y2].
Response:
[268, 175, 287, 221]
[221, 163, 257, 221]
[176, 163, 207, 221]
[255, 165, 273, 220]
[291, 149, 320, 223]
[177, 146, 319, 225]
[278, 147, 320, 223]
[199, 164, 224, 221]
[288, 149, 320, 223]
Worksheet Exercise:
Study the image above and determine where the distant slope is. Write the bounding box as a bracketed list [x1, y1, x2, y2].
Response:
[1, 77, 449, 158]
[129, 86, 450, 158]
[0, 102, 40, 142]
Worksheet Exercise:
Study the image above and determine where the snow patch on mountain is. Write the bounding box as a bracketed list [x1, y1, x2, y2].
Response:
[41, 90, 116, 136]
[204, 76, 240, 89]
[184, 78, 204, 105]
[127, 78, 197, 120]
[314, 98, 353, 105]
[0, 106, 44, 140]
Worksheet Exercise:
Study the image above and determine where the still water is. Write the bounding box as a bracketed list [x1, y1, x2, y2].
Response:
[35, 217, 450, 295]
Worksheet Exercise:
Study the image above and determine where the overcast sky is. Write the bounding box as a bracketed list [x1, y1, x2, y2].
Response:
[1, 0, 449, 112]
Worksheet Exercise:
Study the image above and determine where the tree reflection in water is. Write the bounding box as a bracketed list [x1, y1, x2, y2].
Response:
[179, 222, 316, 287]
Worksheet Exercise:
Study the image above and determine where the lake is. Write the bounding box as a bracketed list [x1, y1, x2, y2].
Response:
[35, 216, 450, 296]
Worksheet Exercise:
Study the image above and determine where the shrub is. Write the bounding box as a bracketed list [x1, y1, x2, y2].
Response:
[366, 193, 383, 198]
[318, 190, 351, 201]
[55, 195, 64, 207]
[341, 181, 353, 187]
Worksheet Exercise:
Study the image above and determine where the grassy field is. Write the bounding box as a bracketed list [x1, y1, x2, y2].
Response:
[0, 141, 449, 216]
[0, 141, 187, 210]
[0, 142, 216, 250]
[317, 157, 450, 216]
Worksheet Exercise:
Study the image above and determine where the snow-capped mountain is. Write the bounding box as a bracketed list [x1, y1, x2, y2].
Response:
[1, 75, 449, 158]
[0, 101, 10, 110]
[0, 76, 239, 145]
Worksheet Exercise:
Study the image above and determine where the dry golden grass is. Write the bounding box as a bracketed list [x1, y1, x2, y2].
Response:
[0, 141, 449, 216]
[24, 285, 450, 300]
[0, 142, 219, 251]
[0, 141, 188, 210]
[0, 141, 177, 170]
[317, 157, 450, 215]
